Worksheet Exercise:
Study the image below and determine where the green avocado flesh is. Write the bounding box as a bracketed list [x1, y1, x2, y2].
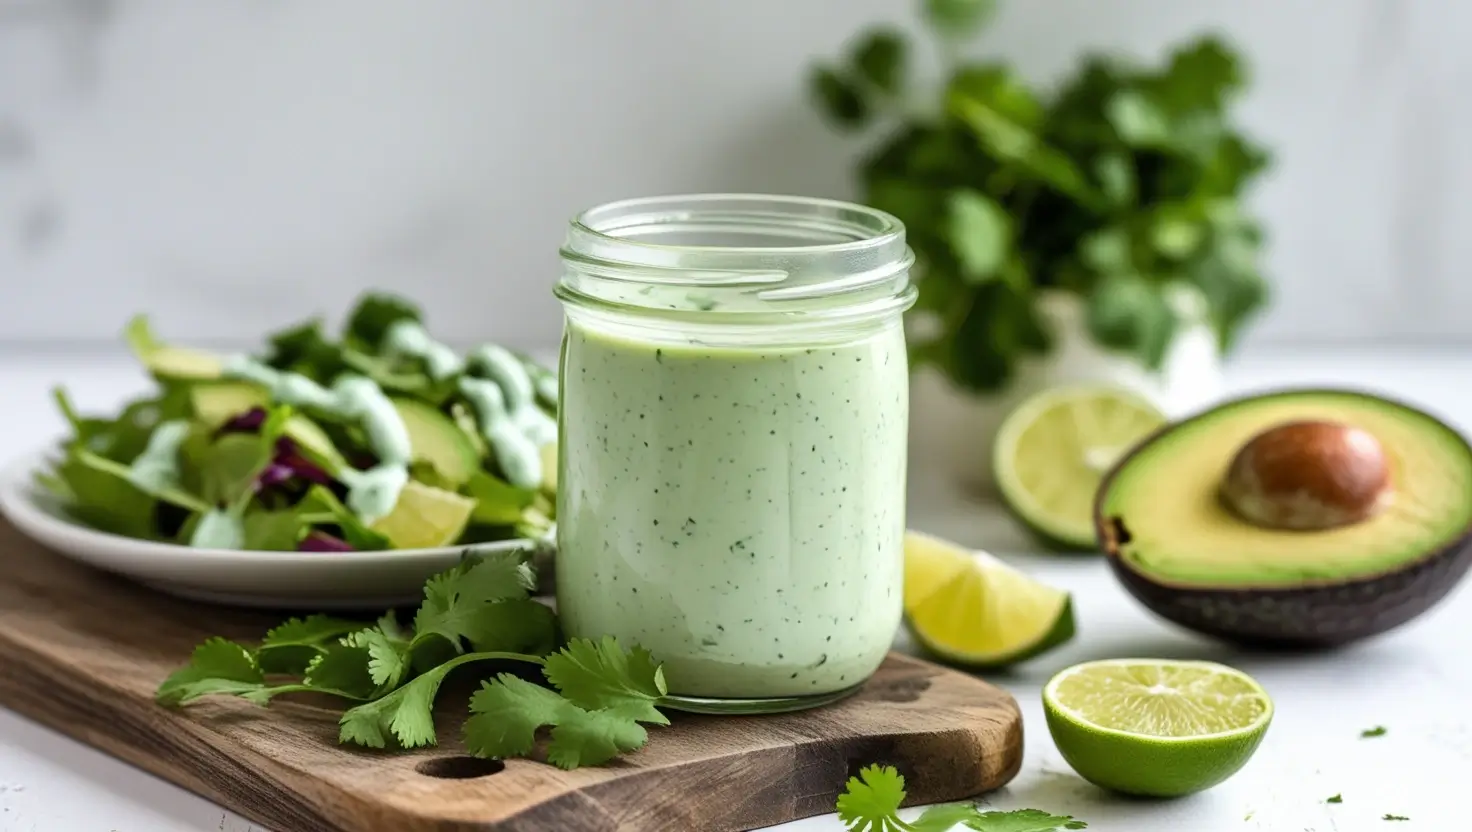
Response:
[1100, 391, 1472, 587]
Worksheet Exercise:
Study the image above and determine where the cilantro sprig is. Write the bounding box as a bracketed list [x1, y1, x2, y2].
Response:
[808, 0, 1271, 392]
[156, 549, 669, 769]
[837, 764, 1087, 832]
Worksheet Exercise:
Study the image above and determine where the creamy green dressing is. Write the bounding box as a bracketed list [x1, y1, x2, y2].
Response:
[224, 356, 411, 522]
[125, 419, 191, 494]
[384, 319, 464, 380]
[459, 377, 543, 488]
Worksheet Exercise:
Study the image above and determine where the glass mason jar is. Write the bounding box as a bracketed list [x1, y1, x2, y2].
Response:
[554, 194, 916, 714]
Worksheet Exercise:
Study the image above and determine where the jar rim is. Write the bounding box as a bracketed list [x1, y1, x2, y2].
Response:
[568, 193, 906, 257]
[557, 193, 915, 335]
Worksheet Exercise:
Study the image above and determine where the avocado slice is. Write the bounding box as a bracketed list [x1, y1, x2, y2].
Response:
[1096, 389, 1472, 647]
[391, 397, 480, 490]
[189, 382, 346, 472]
[125, 315, 224, 381]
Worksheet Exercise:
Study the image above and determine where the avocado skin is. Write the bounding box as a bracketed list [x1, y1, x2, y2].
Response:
[1094, 387, 1472, 648]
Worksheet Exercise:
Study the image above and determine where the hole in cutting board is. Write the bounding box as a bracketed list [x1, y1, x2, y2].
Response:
[415, 756, 505, 779]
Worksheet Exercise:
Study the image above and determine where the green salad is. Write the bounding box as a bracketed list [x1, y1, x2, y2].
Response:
[38, 293, 558, 552]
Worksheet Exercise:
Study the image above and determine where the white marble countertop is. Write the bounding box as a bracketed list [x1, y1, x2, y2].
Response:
[1, 346, 1469, 832]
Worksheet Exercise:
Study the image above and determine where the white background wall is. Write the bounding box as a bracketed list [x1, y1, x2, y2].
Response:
[0, 0, 1465, 350]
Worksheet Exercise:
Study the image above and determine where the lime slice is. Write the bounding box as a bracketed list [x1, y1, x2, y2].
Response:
[1043, 659, 1273, 797]
[993, 385, 1167, 551]
[370, 480, 476, 549]
[903, 530, 1075, 670]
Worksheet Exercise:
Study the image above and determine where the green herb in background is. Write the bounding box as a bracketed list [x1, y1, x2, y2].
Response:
[1326, 794, 1343, 804]
[1361, 725, 1388, 738]
[809, 0, 1272, 392]
[1382, 815, 1410, 822]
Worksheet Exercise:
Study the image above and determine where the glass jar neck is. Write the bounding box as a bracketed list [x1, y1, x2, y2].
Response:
[556, 194, 916, 342]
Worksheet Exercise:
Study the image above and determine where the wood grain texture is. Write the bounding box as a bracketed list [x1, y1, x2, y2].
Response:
[0, 518, 1023, 832]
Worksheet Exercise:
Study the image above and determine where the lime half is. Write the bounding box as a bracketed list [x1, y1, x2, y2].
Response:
[370, 480, 476, 549]
[1044, 659, 1273, 797]
[904, 530, 1074, 670]
[993, 385, 1167, 551]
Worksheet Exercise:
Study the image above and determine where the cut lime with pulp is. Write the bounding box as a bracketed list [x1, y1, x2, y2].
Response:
[903, 530, 1074, 670]
[370, 480, 476, 549]
[993, 385, 1167, 551]
[1043, 659, 1273, 797]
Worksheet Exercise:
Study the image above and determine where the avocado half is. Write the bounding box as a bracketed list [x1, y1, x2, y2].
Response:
[1095, 389, 1472, 647]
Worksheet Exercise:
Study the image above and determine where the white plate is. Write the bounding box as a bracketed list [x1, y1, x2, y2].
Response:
[0, 449, 552, 610]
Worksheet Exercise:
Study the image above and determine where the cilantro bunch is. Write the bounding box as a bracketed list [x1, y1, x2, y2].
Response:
[810, 0, 1272, 392]
[157, 549, 669, 769]
[837, 765, 1086, 831]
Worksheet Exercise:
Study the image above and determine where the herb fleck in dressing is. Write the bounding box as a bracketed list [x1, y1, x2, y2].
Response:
[557, 322, 908, 698]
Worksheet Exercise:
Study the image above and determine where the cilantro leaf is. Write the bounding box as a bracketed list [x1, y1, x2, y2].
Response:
[1326, 794, 1343, 804]
[542, 637, 669, 725]
[463, 599, 559, 656]
[811, 66, 872, 130]
[947, 189, 1011, 282]
[923, 0, 997, 40]
[1361, 725, 1388, 738]
[345, 628, 411, 691]
[967, 809, 1088, 831]
[546, 707, 649, 770]
[411, 550, 535, 653]
[464, 673, 572, 759]
[851, 28, 906, 96]
[337, 651, 541, 749]
[836, 764, 910, 832]
[257, 614, 365, 674]
[1383, 815, 1409, 821]
[156, 638, 263, 706]
[302, 643, 379, 699]
[911, 803, 982, 831]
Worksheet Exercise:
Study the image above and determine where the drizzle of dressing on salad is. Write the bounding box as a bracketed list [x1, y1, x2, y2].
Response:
[459, 377, 542, 488]
[383, 319, 464, 381]
[224, 357, 411, 523]
[125, 419, 191, 494]
[467, 345, 558, 445]
[383, 321, 556, 488]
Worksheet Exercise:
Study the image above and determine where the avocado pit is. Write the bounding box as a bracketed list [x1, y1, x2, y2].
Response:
[1219, 420, 1391, 532]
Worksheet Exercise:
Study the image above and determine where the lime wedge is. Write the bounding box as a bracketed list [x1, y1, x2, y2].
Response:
[1043, 659, 1273, 797]
[993, 385, 1167, 551]
[370, 480, 476, 549]
[903, 530, 1074, 670]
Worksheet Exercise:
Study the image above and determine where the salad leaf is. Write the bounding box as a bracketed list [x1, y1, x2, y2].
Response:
[298, 486, 391, 550]
[263, 319, 347, 383]
[241, 510, 306, 551]
[464, 470, 536, 525]
[344, 293, 421, 351]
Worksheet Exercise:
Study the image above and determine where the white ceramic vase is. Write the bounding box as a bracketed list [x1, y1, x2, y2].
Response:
[908, 288, 1225, 497]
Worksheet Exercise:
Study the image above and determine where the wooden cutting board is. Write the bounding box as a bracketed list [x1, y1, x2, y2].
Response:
[0, 518, 1023, 832]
